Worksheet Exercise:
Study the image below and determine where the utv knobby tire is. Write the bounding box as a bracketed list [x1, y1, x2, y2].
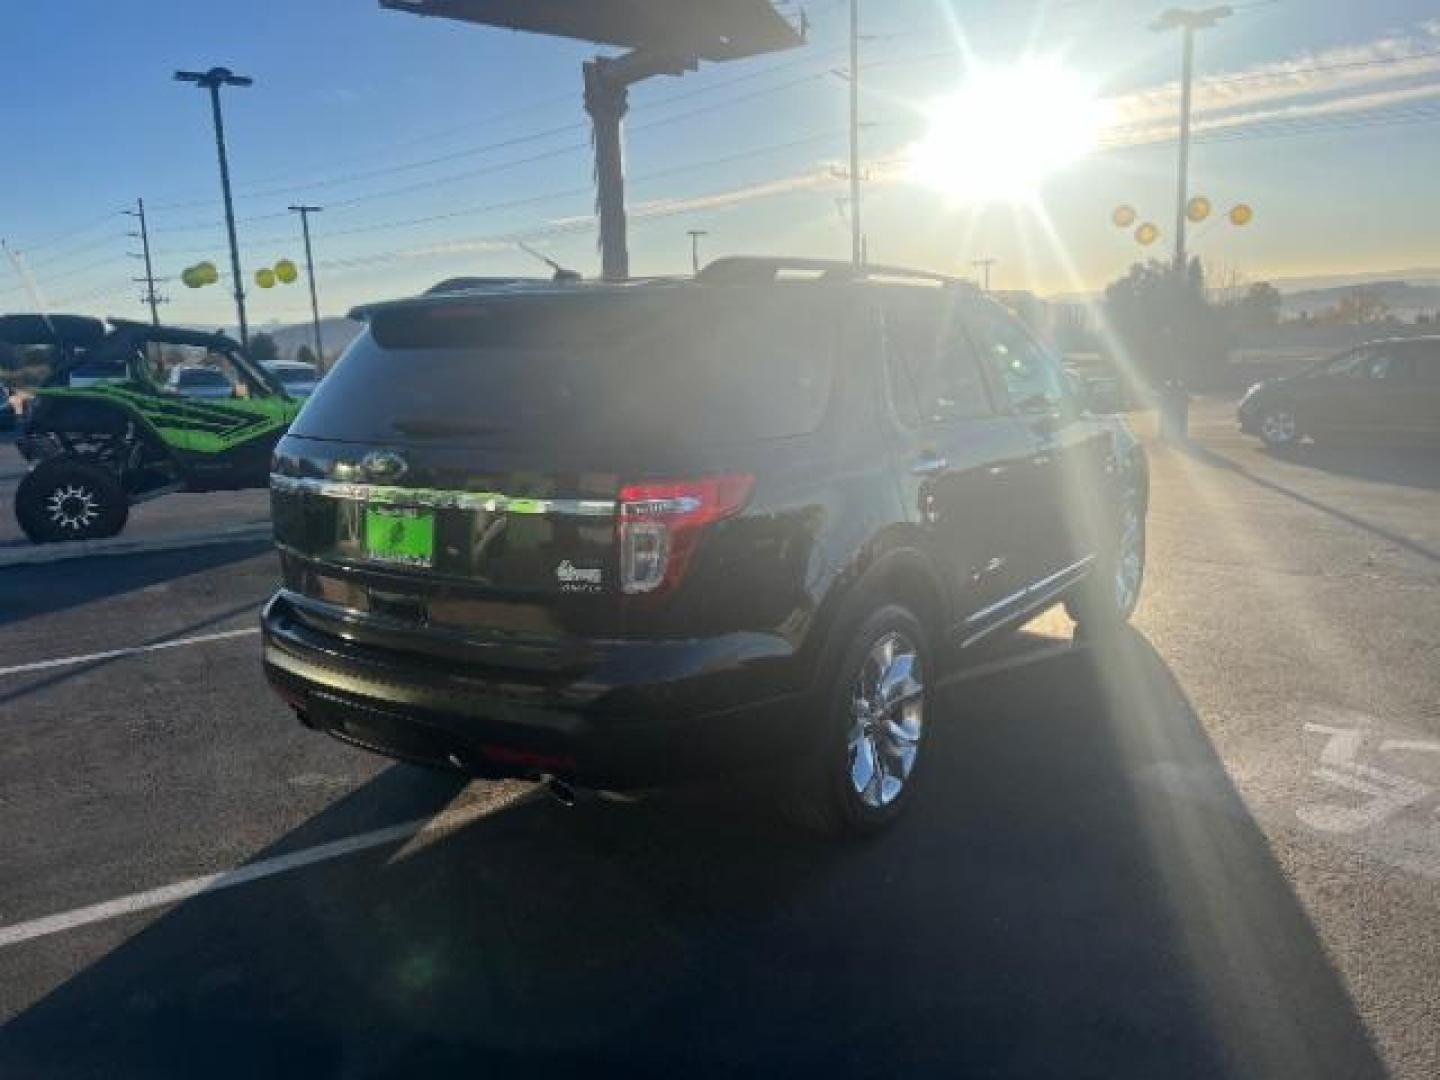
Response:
[15, 458, 129, 543]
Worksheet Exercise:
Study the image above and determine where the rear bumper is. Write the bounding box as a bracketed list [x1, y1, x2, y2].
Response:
[261, 590, 810, 789]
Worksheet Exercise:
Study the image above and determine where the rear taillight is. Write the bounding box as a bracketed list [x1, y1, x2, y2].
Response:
[617, 474, 755, 595]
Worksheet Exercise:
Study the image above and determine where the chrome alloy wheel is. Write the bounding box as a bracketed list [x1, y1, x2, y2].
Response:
[1259, 409, 1297, 446]
[45, 483, 100, 532]
[1114, 500, 1144, 614]
[847, 632, 925, 809]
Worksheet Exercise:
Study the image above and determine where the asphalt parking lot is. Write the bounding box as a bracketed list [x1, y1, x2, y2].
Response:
[1, 397, 1437, 1078]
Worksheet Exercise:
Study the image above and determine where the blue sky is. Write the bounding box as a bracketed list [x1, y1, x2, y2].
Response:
[3, 0, 1439, 328]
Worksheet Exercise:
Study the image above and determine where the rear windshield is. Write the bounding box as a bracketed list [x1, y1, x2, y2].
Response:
[292, 286, 837, 447]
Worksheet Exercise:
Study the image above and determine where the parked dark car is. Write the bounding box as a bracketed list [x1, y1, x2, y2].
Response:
[1238, 337, 1440, 447]
[262, 258, 1149, 835]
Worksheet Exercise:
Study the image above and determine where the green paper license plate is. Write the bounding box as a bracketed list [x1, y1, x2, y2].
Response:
[364, 506, 435, 567]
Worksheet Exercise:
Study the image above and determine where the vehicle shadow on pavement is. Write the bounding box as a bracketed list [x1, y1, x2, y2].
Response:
[0, 631, 1385, 1079]
[1182, 441, 1440, 565]
[0, 540, 273, 629]
[1264, 441, 1440, 494]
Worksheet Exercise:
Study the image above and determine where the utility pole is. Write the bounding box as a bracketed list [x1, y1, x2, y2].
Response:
[1152, 6, 1230, 441]
[687, 229, 709, 275]
[289, 205, 325, 367]
[848, 0, 863, 268]
[175, 66, 253, 347]
[972, 258, 996, 292]
[123, 197, 163, 325]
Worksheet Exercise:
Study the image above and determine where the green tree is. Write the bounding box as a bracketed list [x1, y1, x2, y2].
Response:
[1322, 291, 1389, 326]
[1103, 257, 1228, 387]
[248, 332, 279, 365]
[1235, 281, 1283, 330]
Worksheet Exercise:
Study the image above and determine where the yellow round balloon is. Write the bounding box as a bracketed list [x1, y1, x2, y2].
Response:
[1186, 196, 1212, 223]
[274, 259, 299, 285]
[1229, 203, 1254, 227]
[1135, 222, 1160, 246]
[196, 261, 219, 285]
[1112, 205, 1137, 228]
[255, 267, 276, 289]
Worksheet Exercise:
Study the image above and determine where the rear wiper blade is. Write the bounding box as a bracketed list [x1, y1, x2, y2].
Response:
[390, 418, 512, 437]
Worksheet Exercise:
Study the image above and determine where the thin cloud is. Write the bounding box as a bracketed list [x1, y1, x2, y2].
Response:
[1115, 78, 1440, 148]
[1110, 22, 1440, 128]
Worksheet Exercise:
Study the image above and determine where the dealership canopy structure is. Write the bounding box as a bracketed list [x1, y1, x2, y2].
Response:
[379, 0, 804, 279]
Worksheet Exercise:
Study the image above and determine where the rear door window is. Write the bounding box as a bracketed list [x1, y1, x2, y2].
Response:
[963, 299, 1068, 414]
[882, 290, 992, 426]
[294, 286, 837, 448]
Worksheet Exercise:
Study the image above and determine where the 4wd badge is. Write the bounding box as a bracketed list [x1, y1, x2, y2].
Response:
[556, 560, 603, 592]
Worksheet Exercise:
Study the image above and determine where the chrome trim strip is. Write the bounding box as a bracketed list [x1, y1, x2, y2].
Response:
[964, 586, 1031, 628]
[270, 474, 616, 517]
[959, 554, 1097, 649]
[1026, 555, 1096, 599]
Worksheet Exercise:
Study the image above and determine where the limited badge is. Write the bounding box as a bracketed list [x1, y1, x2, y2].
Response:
[556, 560, 603, 592]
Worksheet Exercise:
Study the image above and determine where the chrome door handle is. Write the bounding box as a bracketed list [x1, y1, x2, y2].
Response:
[912, 456, 949, 477]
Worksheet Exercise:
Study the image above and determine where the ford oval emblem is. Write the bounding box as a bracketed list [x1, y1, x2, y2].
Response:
[361, 450, 408, 482]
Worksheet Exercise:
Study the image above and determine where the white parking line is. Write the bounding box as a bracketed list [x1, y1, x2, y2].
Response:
[0, 626, 259, 678]
[0, 798, 504, 949]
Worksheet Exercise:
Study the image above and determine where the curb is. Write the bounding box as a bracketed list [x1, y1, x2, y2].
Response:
[0, 523, 273, 569]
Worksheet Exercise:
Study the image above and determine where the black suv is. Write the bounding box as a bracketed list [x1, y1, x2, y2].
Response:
[262, 258, 1148, 834]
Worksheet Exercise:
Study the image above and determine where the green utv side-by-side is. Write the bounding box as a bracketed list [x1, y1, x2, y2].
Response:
[2, 314, 303, 542]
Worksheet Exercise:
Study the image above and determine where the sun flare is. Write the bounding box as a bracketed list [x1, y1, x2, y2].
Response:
[909, 58, 1109, 204]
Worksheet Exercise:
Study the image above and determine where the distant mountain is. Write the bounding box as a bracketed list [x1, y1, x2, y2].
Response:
[1265, 268, 1440, 292]
[245, 317, 363, 362]
[1048, 268, 1440, 313]
[1277, 280, 1440, 318]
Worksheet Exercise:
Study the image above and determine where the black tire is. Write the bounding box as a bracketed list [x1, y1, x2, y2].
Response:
[15, 458, 129, 543]
[781, 604, 933, 838]
[1065, 487, 1145, 631]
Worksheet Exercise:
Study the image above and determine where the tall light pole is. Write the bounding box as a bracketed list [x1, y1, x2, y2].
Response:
[1151, 6, 1230, 441]
[289, 205, 325, 367]
[175, 67, 253, 347]
[687, 229, 709, 275]
[848, 0, 863, 269]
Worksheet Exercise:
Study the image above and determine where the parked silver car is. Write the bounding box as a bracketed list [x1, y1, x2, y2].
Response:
[166, 364, 237, 399]
[263, 361, 321, 399]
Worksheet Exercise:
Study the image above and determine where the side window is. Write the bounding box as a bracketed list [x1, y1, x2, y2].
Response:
[883, 292, 991, 425]
[1365, 352, 1399, 381]
[965, 300, 1068, 413]
[1323, 349, 1371, 380]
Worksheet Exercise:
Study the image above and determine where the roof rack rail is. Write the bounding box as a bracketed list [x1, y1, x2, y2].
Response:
[697, 256, 971, 288]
